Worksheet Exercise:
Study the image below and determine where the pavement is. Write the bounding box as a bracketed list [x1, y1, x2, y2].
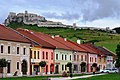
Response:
[49, 73, 106, 80]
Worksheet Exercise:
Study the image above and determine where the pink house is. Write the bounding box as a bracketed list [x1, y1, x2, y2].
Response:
[81, 44, 98, 72]
[17, 29, 55, 75]
[41, 48, 54, 74]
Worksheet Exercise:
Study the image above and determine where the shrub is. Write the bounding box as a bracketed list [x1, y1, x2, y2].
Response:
[62, 71, 68, 77]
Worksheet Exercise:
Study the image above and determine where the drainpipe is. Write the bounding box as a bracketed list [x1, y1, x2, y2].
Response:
[87, 53, 89, 72]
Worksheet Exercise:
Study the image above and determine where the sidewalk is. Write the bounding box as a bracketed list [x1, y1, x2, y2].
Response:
[49, 73, 106, 80]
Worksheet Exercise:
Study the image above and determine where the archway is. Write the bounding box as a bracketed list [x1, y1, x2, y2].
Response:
[21, 60, 27, 75]
[80, 62, 86, 72]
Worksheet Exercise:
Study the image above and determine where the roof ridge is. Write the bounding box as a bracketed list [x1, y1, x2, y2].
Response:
[102, 46, 116, 56]
[67, 40, 87, 52]
[28, 31, 56, 48]
[34, 32, 73, 50]
[54, 37, 75, 50]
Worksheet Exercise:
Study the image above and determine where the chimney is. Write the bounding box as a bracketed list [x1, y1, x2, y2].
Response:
[64, 38, 67, 41]
[55, 35, 60, 37]
[51, 36, 54, 38]
[77, 39, 81, 44]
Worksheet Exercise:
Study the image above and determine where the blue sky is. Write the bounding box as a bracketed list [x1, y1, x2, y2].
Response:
[1, 0, 120, 29]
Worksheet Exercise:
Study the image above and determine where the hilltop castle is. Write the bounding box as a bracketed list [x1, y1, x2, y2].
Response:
[4, 11, 65, 27]
[4, 11, 115, 33]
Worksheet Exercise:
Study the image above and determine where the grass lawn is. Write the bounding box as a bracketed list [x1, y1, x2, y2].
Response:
[73, 73, 120, 80]
[0, 73, 87, 80]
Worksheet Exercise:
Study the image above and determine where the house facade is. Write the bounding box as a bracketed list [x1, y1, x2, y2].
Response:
[41, 47, 54, 74]
[54, 49, 73, 74]
[17, 29, 55, 75]
[53, 37, 89, 73]
[31, 32, 73, 74]
[0, 40, 30, 77]
[89, 45, 106, 70]
[73, 51, 87, 73]
[80, 44, 98, 72]
[0, 25, 31, 77]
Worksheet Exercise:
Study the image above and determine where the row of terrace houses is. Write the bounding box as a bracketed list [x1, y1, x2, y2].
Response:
[0, 24, 116, 77]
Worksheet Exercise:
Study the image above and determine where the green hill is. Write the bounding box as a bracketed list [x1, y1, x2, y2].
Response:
[7, 22, 120, 53]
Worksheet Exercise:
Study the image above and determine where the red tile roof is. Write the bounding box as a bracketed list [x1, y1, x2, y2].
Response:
[17, 28, 55, 49]
[96, 46, 115, 56]
[54, 36, 87, 52]
[0, 24, 30, 43]
[33, 32, 72, 50]
[81, 44, 105, 55]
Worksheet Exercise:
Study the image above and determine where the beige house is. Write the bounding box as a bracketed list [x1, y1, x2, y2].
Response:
[0, 24, 31, 77]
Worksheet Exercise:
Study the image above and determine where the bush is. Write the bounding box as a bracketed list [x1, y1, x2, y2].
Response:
[62, 71, 68, 77]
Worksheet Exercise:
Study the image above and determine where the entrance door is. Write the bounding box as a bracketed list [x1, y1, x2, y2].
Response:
[55, 65, 59, 73]
[21, 60, 27, 75]
[7, 62, 10, 73]
[50, 64, 54, 74]
[46, 65, 48, 74]
[34, 65, 39, 75]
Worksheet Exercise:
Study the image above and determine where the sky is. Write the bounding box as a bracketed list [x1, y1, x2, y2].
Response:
[1, 0, 120, 29]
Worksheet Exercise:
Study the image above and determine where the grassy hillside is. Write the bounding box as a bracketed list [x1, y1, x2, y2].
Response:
[8, 22, 120, 53]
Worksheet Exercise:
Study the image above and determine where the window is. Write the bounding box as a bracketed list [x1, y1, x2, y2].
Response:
[65, 65, 67, 70]
[34, 51, 36, 59]
[56, 54, 58, 60]
[1, 45, 3, 53]
[42, 51, 44, 59]
[95, 58, 97, 62]
[51, 52, 53, 60]
[17, 62, 19, 69]
[62, 54, 64, 60]
[17, 47, 19, 54]
[77, 55, 79, 61]
[70, 55, 71, 60]
[100, 58, 101, 62]
[74, 55, 76, 61]
[62, 65, 64, 70]
[23, 48, 26, 55]
[65, 55, 67, 60]
[38, 51, 39, 59]
[81, 55, 83, 61]
[7, 63, 10, 73]
[90, 57, 91, 62]
[92, 57, 93, 62]
[8, 46, 10, 54]
[46, 52, 48, 59]
[85, 55, 87, 61]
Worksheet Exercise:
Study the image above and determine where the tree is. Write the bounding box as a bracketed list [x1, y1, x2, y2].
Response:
[80, 62, 86, 72]
[39, 61, 46, 75]
[67, 62, 72, 78]
[92, 63, 97, 67]
[115, 44, 120, 73]
[0, 58, 8, 78]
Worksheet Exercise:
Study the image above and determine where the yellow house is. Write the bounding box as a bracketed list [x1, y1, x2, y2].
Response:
[30, 46, 41, 75]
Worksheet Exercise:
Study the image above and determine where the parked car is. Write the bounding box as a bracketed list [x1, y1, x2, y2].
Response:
[100, 68, 118, 73]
